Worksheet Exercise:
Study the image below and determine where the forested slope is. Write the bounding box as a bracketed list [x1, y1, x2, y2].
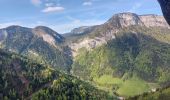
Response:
[0, 49, 112, 100]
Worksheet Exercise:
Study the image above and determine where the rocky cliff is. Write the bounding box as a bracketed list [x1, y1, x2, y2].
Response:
[140, 14, 169, 28]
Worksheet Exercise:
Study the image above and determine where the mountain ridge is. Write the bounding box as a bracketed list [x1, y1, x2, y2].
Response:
[65, 12, 170, 56]
[67, 12, 169, 36]
[0, 12, 169, 65]
[0, 25, 72, 72]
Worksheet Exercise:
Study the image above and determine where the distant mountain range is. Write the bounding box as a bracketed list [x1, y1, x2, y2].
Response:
[0, 12, 170, 98]
[66, 13, 169, 36]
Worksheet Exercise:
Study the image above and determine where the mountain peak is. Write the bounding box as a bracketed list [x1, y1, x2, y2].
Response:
[33, 26, 64, 44]
[6, 25, 29, 30]
[106, 12, 143, 28]
[34, 26, 58, 34]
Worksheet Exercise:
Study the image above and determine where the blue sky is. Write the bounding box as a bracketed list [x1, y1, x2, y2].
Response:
[0, 0, 162, 33]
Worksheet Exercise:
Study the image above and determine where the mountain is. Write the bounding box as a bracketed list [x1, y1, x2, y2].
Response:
[0, 49, 112, 100]
[1, 12, 170, 98]
[67, 13, 170, 97]
[65, 13, 170, 56]
[64, 26, 98, 36]
[0, 25, 72, 72]
[65, 13, 170, 57]
[72, 31, 170, 96]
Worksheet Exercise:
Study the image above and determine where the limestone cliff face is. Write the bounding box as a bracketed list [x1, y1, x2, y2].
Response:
[106, 13, 144, 28]
[70, 37, 108, 57]
[139, 15, 170, 28]
[33, 26, 64, 48]
[106, 13, 169, 28]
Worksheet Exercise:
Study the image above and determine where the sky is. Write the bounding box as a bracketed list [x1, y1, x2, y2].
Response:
[0, 0, 162, 33]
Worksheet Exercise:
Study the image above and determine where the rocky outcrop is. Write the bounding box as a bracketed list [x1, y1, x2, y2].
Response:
[33, 26, 64, 48]
[106, 13, 144, 28]
[139, 14, 169, 28]
[70, 37, 108, 57]
[106, 12, 169, 28]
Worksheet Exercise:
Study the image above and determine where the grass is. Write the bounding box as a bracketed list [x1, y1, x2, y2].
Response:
[93, 75, 152, 97]
[93, 75, 123, 96]
[117, 77, 150, 97]
[95, 75, 123, 85]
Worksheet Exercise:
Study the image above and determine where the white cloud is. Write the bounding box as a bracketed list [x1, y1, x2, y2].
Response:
[42, 6, 65, 13]
[83, 1, 93, 6]
[31, 0, 41, 6]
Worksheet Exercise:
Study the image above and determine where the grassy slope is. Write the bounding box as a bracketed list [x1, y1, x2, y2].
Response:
[117, 77, 149, 97]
